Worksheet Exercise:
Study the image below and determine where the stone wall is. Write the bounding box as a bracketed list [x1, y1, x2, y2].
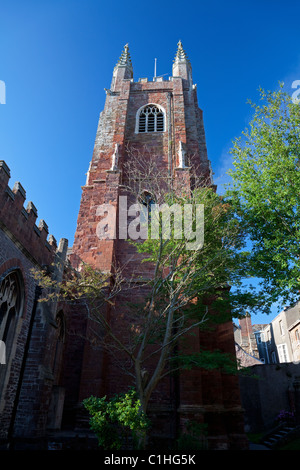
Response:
[239, 363, 300, 432]
[0, 160, 67, 443]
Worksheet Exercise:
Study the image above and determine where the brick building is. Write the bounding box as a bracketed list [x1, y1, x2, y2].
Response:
[234, 314, 264, 368]
[0, 42, 248, 450]
[240, 304, 300, 365]
[0, 160, 68, 446]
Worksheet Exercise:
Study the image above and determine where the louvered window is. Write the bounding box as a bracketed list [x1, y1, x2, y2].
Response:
[138, 105, 165, 133]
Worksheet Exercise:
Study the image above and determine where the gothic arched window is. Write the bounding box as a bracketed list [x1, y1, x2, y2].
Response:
[137, 104, 165, 133]
[0, 270, 24, 393]
[0, 271, 23, 351]
[138, 190, 156, 225]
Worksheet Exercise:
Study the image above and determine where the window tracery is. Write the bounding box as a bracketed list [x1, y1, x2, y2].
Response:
[0, 270, 24, 390]
[0, 271, 23, 347]
[137, 105, 165, 133]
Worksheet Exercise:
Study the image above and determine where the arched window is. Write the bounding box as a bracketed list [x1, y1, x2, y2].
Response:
[137, 104, 165, 133]
[0, 270, 24, 394]
[138, 190, 156, 225]
[139, 190, 155, 208]
[0, 271, 23, 351]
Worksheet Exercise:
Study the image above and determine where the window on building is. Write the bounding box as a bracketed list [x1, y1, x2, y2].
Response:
[0, 271, 23, 350]
[277, 343, 290, 363]
[139, 190, 155, 208]
[138, 190, 156, 226]
[271, 351, 277, 363]
[137, 105, 165, 133]
[0, 270, 24, 391]
[295, 329, 300, 342]
[279, 319, 284, 336]
[256, 333, 261, 344]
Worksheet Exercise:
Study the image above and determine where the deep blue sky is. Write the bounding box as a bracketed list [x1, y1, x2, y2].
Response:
[1, 0, 300, 322]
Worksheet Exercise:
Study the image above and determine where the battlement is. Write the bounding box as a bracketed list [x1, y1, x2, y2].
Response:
[0, 160, 63, 266]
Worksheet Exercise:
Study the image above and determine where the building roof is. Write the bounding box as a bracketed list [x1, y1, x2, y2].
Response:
[252, 324, 268, 332]
[235, 343, 264, 368]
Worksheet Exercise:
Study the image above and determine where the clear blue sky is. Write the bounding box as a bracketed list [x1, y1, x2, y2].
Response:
[1, 0, 300, 323]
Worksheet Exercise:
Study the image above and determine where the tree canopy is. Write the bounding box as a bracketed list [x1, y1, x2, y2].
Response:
[224, 84, 300, 312]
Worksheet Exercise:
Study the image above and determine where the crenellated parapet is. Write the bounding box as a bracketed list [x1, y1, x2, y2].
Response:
[0, 160, 60, 266]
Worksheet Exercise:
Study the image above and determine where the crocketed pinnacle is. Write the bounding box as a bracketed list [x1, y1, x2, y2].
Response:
[173, 40, 191, 65]
[115, 43, 133, 71]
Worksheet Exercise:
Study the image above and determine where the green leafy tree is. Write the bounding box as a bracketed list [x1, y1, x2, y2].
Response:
[83, 388, 150, 449]
[225, 84, 300, 312]
[129, 185, 250, 414]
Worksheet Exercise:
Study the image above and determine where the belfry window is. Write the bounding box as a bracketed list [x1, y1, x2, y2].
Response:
[137, 105, 165, 133]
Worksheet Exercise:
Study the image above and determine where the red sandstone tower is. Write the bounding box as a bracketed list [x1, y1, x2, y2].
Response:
[69, 42, 248, 449]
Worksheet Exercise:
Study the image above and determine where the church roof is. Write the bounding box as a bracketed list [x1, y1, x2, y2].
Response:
[235, 343, 264, 368]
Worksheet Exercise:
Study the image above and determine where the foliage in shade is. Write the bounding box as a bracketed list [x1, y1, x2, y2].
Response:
[83, 388, 150, 450]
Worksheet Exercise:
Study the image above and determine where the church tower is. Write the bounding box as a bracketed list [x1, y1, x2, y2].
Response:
[69, 42, 247, 450]
[71, 41, 212, 270]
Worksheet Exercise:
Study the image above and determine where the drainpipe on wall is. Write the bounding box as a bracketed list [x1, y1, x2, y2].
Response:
[167, 92, 173, 179]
